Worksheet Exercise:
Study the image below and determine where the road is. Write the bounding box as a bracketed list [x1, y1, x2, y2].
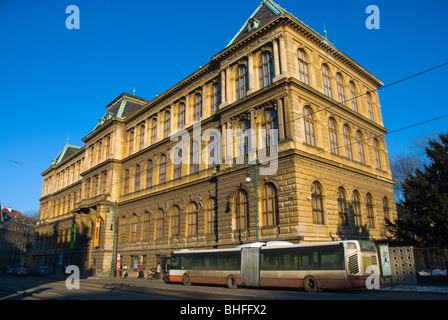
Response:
[1, 274, 447, 301]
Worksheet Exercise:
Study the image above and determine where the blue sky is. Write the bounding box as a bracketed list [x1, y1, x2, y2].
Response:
[0, 0, 447, 215]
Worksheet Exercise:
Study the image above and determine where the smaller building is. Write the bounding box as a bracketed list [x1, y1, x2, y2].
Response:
[0, 207, 37, 270]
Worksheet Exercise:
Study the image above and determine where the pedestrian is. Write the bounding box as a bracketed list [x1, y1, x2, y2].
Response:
[123, 264, 128, 278]
[156, 263, 161, 280]
[138, 264, 143, 279]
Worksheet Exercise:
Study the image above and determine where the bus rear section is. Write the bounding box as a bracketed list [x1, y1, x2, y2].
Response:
[169, 249, 242, 288]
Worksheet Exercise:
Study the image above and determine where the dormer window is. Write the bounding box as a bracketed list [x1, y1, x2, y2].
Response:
[247, 18, 259, 32]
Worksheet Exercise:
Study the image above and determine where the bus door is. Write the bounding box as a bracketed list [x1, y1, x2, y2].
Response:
[241, 247, 260, 287]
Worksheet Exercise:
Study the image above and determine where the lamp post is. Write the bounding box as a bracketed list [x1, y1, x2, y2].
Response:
[109, 200, 117, 278]
[246, 162, 259, 242]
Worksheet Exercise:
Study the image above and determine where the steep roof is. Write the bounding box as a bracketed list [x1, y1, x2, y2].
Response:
[50, 143, 82, 167]
[227, 0, 288, 47]
[94, 92, 149, 130]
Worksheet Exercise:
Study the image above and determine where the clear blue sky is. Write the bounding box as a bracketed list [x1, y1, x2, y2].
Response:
[0, 0, 447, 215]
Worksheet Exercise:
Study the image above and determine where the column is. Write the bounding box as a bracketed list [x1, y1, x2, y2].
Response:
[272, 38, 280, 78]
[247, 53, 255, 94]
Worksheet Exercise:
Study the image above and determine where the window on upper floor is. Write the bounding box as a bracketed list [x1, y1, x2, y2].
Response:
[177, 103, 186, 129]
[194, 94, 202, 121]
[366, 93, 374, 121]
[328, 118, 338, 154]
[349, 81, 358, 112]
[321, 64, 332, 98]
[303, 107, 315, 146]
[336, 73, 346, 105]
[159, 154, 167, 184]
[211, 83, 221, 115]
[373, 139, 381, 169]
[259, 52, 273, 89]
[261, 108, 277, 150]
[146, 160, 153, 188]
[163, 111, 171, 139]
[343, 125, 352, 159]
[151, 118, 158, 144]
[356, 131, 365, 164]
[236, 65, 248, 100]
[297, 49, 309, 85]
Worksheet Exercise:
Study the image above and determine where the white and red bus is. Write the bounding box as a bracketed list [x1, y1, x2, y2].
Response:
[169, 240, 378, 292]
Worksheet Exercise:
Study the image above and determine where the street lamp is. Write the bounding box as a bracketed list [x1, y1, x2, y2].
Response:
[246, 162, 259, 242]
[108, 200, 117, 278]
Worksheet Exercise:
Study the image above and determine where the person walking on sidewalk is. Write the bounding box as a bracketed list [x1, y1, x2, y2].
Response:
[156, 263, 161, 280]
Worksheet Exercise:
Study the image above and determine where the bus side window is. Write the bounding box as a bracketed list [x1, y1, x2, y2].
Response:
[181, 256, 190, 270]
[279, 250, 298, 270]
[261, 251, 279, 270]
[299, 249, 319, 270]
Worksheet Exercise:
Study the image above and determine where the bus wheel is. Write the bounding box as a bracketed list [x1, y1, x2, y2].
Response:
[226, 275, 238, 289]
[182, 274, 191, 286]
[303, 276, 318, 293]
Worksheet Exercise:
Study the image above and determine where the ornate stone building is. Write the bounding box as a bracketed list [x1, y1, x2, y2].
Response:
[34, 0, 396, 276]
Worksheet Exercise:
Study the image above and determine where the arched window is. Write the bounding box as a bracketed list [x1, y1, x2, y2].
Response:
[259, 52, 272, 89]
[236, 65, 248, 100]
[349, 81, 358, 112]
[336, 73, 345, 105]
[171, 206, 180, 237]
[177, 103, 186, 129]
[337, 187, 349, 226]
[235, 189, 248, 230]
[139, 125, 145, 150]
[328, 118, 338, 154]
[261, 109, 277, 150]
[194, 94, 202, 121]
[174, 149, 182, 179]
[366, 93, 374, 121]
[135, 165, 141, 192]
[321, 64, 332, 98]
[128, 130, 134, 154]
[159, 155, 167, 183]
[343, 125, 352, 159]
[191, 141, 199, 173]
[236, 120, 250, 159]
[211, 83, 221, 115]
[187, 202, 198, 236]
[119, 217, 126, 242]
[373, 139, 381, 169]
[142, 212, 150, 241]
[311, 181, 324, 225]
[297, 49, 309, 84]
[130, 214, 137, 242]
[151, 118, 158, 144]
[356, 131, 365, 164]
[163, 111, 171, 138]
[261, 183, 278, 226]
[352, 190, 362, 227]
[147, 160, 153, 188]
[123, 170, 130, 195]
[303, 107, 315, 146]
[206, 198, 217, 234]
[208, 134, 218, 168]
[366, 193, 375, 228]
[383, 197, 390, 221]
[155, 209, 164, 239]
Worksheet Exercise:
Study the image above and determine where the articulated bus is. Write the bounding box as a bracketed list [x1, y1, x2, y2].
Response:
[169, 240, 378, 292]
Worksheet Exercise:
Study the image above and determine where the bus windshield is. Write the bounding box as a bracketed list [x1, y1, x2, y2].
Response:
[359, 241, 376, 252]
[171, 256, 181, 269]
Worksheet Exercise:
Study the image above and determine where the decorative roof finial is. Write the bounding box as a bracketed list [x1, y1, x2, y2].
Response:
[323, 23, 328, 40]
